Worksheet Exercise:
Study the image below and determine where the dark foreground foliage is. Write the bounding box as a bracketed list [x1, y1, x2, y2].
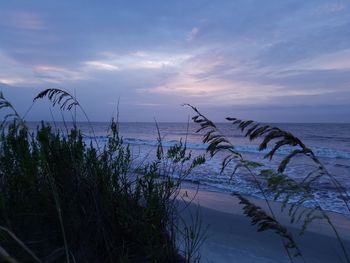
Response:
[0, 119, 203, 262]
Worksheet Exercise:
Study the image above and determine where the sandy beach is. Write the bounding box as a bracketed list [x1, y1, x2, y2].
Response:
[178, 185, 350, 263]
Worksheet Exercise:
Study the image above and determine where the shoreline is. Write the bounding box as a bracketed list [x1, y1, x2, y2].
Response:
[177, 183, 350, 262]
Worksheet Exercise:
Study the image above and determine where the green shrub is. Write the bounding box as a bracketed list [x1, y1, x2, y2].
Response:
[0, 94, 205, 263]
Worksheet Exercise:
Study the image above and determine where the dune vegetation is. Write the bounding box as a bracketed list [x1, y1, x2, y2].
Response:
[0, 90, 206, 263]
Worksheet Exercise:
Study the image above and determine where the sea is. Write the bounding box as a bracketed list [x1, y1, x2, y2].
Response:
[27, 121, 350, 215]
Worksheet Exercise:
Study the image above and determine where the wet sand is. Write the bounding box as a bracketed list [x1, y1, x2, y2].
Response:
[178, 186, 350, 263]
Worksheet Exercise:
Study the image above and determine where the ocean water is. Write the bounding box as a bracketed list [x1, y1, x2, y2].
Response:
[28, 121, 350, 214]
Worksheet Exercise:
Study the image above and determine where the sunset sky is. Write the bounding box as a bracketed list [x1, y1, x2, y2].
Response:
[0, 0, 349, 122]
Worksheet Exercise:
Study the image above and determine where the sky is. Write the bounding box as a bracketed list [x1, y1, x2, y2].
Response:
[0, 0, 349, 122]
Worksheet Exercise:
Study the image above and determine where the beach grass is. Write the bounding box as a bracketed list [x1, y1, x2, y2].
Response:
[0, 90, 206, 262]
[186, 104, 350, 262]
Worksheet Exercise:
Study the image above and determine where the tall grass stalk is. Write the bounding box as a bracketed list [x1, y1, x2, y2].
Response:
[0, 226, 41, 263]
[186, 104, 350, 262]
[46, 172, 70, 263]
[34, 88, 101, 154]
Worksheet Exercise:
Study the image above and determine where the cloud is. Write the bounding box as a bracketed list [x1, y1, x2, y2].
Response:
[137, 52, 284, 105]
[311, 3, 345, 16]
[130, 51, 148, 57]
[0, 11, 46, 30]
[257, 17, 350, 66]
[0, 0, 350, 122]
[0, 51, 39, 86]
[84, 61, 120, 71]
[187, 27, 199, 41]
[286, 49, 350, 71]
[0, 77, 24, 85]
[82, 51, 191, 71]
[33, 65, 85, 83]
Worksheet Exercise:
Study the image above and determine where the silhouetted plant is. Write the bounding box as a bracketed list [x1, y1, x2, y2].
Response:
[0, 91, 206, 262]
[0, 92, 25, 129]
[186, 104, 349, 263]
[33, 88, 101, 153]
[34, 89, 78, 111]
